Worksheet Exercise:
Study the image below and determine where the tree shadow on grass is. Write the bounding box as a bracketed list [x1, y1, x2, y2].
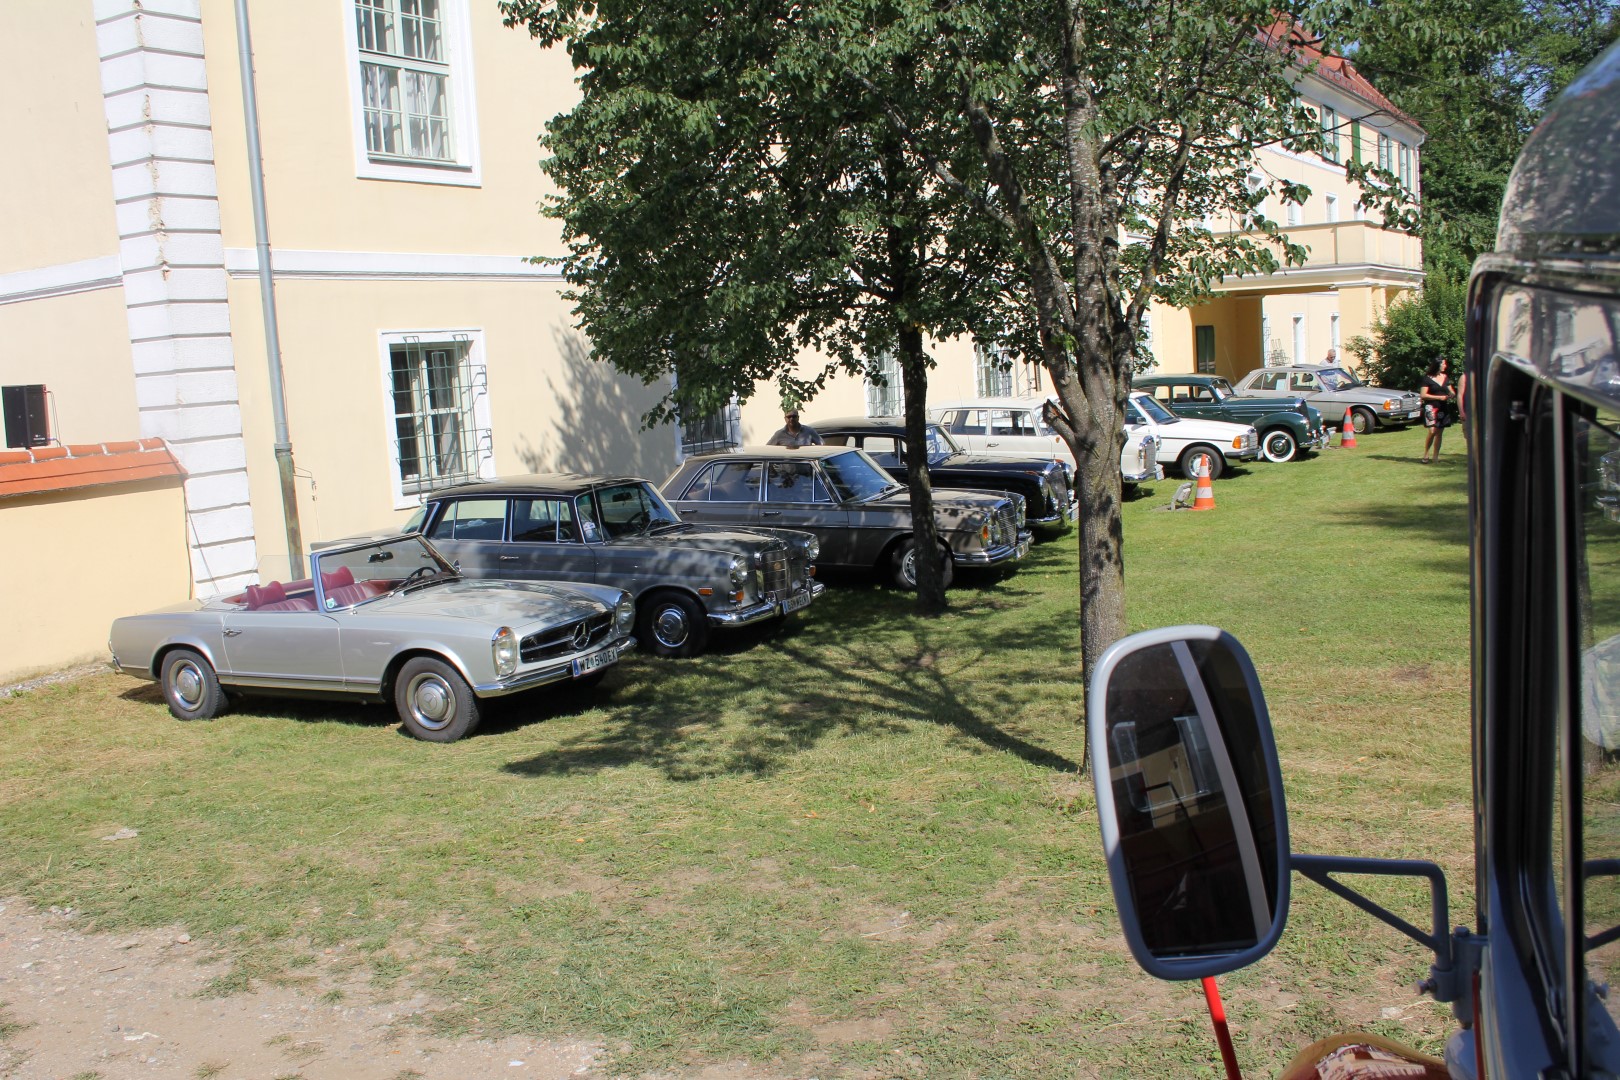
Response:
[499, 585, 1081, 782]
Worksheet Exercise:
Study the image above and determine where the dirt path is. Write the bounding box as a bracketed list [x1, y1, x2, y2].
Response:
[0, 900, 606, 1080]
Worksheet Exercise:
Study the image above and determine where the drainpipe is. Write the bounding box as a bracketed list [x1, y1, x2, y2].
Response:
[234, 0, 305, 578]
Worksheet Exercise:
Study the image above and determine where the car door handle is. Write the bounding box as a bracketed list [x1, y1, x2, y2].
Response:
[499, 555, 519, 561]
[761, 510, 781, 516]
[223, 629, 242, 637]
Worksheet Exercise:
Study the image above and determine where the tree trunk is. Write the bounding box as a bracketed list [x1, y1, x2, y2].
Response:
[898, 325, 947, 613]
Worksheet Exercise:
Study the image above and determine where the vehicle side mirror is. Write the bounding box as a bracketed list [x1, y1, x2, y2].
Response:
[1088, 625, 1291, 980]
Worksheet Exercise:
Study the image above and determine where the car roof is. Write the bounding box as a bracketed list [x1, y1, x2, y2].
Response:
[810, 416, 946, 432]
[929, 396, 1050, 409]
[1135, 373, 1223, 383]
[429, 473, 650, 499]
[1246, 365, 1337, 374]
[684, 445, 851, 461]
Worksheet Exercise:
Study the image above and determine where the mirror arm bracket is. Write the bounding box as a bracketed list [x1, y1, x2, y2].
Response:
[1291, 854, 1475, 1008]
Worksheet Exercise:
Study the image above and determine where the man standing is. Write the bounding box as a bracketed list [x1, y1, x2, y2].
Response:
[767, 409, 823, 448]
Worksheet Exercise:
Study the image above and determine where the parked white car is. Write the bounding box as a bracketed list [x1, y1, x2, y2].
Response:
[1123, 391, 1260, 479]
[931, 393, 1259, 482]
[929, 396, 1163, 487]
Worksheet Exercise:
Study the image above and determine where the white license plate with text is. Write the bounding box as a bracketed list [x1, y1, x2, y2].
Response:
[781, 591, 812, 614]
[573, 645, 618, 676]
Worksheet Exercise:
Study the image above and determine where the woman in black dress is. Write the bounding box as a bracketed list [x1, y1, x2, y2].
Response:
[1419, 357, 1454, 462]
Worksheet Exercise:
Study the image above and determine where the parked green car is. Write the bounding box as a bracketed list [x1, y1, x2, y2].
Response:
[1133, 373, 1330, 463]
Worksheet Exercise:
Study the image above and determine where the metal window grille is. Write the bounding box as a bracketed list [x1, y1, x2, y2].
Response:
[356, 0, 452, 162]
[975, 344, 1015, 397]
[390, 336, 487, 494]
[865, 353, 903, 416]
[679, 400, 741, 456]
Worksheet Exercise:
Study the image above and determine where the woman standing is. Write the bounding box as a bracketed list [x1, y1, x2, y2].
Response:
[1419, 358, 1454, 463]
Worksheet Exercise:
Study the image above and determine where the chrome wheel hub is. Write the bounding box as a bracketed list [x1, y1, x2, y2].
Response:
[407, 674, 454, 731]
[173, 663, 203, 707]
[653, 607, 690, 647]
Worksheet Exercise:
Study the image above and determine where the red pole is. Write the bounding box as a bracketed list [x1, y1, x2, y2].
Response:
[1202, 976, 1243, 1080]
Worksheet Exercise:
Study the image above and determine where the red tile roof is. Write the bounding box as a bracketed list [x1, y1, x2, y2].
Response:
[0, 438, 186, 499]
[1260, 21, 1425, 134]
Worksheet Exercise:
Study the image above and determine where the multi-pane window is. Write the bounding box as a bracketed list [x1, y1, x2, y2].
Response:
[389, 337, 486, 495]
[865, 353, 903, 417]
[1398, 143, 1414, 191]
[355, 0, 452, 162]
[975, 344, 1014, 397]
[1377, 133, 1393, 174]
[1319, 105, 1339, 162]
[678, 400, 741, 456]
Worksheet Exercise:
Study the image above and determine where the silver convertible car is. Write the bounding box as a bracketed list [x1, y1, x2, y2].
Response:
[107, 534, 636, 743]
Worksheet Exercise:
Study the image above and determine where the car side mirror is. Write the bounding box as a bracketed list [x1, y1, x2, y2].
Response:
[1088, 625, 1291, 981]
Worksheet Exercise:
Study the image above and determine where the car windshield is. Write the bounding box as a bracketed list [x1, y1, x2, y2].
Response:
[401, 505, 426, 534]
[593, 481, 682, 539]
[1319, 368, 1358, 391]
[1209, 378, 1235, 399]
[926, 425, 963, 455]
[1132, 395, 1180, 424]
[313, 534, 456, 605]
[821, 449, 900, 502]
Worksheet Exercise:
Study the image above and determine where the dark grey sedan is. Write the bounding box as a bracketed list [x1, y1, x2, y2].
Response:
[397, 475, 823, 658]
[662, 446, 1030, 589]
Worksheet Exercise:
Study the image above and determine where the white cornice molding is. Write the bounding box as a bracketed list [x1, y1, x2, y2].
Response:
[1212, 262, 1426, 294]
[223, 248, 565, 283]
[0, 256, 124, 306]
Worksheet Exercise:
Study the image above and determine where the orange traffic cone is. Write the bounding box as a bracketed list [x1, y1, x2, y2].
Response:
[1340, 412, 1358, 449]
[1191, 454, 1217, 511]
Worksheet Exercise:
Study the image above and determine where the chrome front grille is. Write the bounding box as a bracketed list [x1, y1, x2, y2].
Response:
[761, 544, 792, 597]
[995, 505, 1019, 545]
[520, 612, 613, 663]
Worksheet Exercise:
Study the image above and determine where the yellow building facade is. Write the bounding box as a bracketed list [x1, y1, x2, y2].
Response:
[0, 1, 1420, 679]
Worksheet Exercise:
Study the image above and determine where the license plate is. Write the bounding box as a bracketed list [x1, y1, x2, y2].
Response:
[781, 590, 812, 614]
[573, 645, 618, 676]
[1015, 538, 1031, 559]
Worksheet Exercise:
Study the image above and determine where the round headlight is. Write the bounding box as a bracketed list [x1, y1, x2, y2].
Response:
[728, 555, 747, 589]
[614, 596, 635, 636]
[805, 535, 820, 561]
[492, 626, 518, 677]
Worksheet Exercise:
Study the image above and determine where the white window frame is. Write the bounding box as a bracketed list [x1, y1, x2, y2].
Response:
[1320, 104, 1339, 162]
[1292, 314, 1306, 364]
[1331, 313, 1342, 355]
[1398, 143, 1414, 191]
[865, 353, 904, 417]
[677, 397, 742, 459]
[377, 329, 493, 509]
[1325, 193, 1340, 223]
[342, 0, 482, 187]
[975, 343, 1014, 397]
[1377, 133, 1393, 174]
[1286, 200, 1302, 227]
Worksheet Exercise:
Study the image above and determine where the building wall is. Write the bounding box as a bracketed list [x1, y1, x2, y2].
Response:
[0, 480, 191, 682]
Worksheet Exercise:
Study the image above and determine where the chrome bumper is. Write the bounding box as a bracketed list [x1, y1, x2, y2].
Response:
[474, 634, 635, 696]
[708, 582, 826, 627]
[954, 532, 1032, 567]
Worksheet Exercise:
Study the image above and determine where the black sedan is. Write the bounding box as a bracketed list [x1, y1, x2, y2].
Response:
[811, 415, 1076, 533]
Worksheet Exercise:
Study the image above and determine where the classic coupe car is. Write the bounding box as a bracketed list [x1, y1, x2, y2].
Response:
[1133, 373, 1329, 463]
[108, 534, 636, 743]
[1232, 363, 1422, 433]
[662, 446, 1030, 589]
[392, 475, 823, 658]
[811, 415, 1076, 534]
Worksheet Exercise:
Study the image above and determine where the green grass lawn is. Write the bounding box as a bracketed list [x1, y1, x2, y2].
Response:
[0, 425, 1472, 1078]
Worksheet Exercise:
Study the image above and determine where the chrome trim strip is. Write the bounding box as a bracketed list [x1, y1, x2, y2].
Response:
[708, 600, 779, 627]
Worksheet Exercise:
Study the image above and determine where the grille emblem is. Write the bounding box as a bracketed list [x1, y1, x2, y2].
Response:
[571, 621, 590, 650]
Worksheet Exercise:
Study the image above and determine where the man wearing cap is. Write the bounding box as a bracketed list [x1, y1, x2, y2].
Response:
[767, 409, 823, 448]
